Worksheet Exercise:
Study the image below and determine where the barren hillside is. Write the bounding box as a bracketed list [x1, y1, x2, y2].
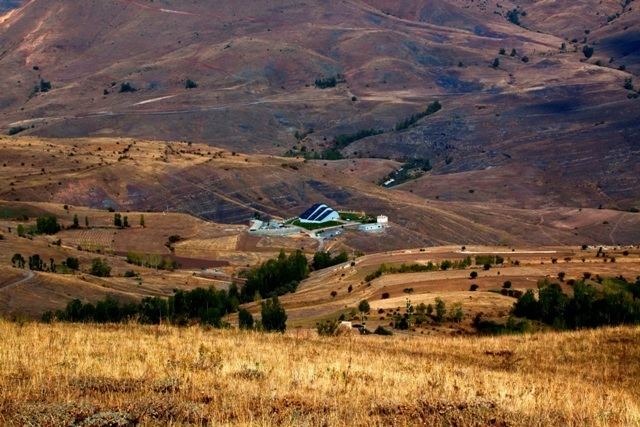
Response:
[0, 0, 638, 210]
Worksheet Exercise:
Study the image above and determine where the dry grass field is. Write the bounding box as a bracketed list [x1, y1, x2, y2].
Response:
[0, 321, 638, 426]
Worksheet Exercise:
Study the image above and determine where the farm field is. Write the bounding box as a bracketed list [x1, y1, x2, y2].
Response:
[0, 321, 638, 426]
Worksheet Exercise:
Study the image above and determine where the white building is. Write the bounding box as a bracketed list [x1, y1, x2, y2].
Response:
[298, 203, 340, 224]
[358, 215, 389, 233]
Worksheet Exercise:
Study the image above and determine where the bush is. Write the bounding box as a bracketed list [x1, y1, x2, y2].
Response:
[374, 325, 393, 335]
[583, 45, 594, 59]
[358, 300, 370, 314]
[65, 257, 80, 270]
[503, 281, 512, 289]
[449, 303, 464, 323]
[185, 79, 198, 89]
[316, 318, 338, 336]
[119, 82, 137, 93]
[90, 258, 111, 277]
[381, 292, 390, 299]
[123, 270, 137, 278]
[470, 271, 478, 279]
[238, 308, 254, 330]
[261, 297, 287, 332]
[470, 284, 479, 291]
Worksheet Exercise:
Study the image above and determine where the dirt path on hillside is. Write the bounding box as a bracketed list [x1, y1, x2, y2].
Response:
[0, 270, 35, 291]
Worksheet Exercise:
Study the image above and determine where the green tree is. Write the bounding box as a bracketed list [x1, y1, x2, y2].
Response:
[17, 224, 25, 237]
[583, 45, 594, 58]
[358, 299, 370, 314]
[238, 308, 254, 330]
[114, 213, 122, 227]
[29, 254, 44, 271]
[261, 296, 287, 332]
[36, 216, 61, 234]
[72, 214, 79, 229]
[123, 216, 129, 228]
[65, 257, 80, 270]
[90, 258, 111, 277]
[11, 253, 25, 268]
[449, 303, 464, 323]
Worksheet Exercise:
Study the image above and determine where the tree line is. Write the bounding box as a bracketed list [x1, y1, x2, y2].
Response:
[512, 277, 640, 329]
[43, 286, 288, 332]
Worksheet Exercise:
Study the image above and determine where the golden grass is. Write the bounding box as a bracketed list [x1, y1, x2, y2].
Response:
[0, 321, 638, 426]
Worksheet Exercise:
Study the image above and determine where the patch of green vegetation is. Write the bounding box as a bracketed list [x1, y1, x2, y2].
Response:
[126, 252, 179, 271]
[7, 126, 28, 136]
[394, 101, 441, 131]
[292, 219, 342, 230]
[339, 212, 375, 223]
[314, 74, 345, 89]
[380, 158, 432, 188]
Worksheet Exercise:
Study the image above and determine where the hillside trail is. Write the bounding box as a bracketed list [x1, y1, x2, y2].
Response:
[0, 270, 35, 292]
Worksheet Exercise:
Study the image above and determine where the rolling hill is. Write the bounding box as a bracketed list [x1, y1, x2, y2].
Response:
[0, 0, 638, 212]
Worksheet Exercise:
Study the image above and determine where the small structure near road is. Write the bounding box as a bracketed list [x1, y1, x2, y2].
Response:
[358, 215, 388, 233]
[249, 219, 298, 236]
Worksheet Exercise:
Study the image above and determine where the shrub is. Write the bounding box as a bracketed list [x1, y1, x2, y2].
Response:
[124, 270, 136, 278]
[449, 303, 464, 323]
[65, 257, 80, 270]
[583, 45, 594, 59]
[238, 308, 254, 330]
[470, 271, 478, 279]
[261, 296, 287, 332]
[470, 284, 479, 291]
[119, 82, 137, 93]
[503, 281, 512, 289]
[381, 292, 390, 299]
[185, 79, 198, 89]
[358, 300, 370, 314]
[492, 58, 500, 68]
[330, 291, 337, 298]
[374, 325, 393, 335]
[316, 318, 338, 336]
[90, 258, 111, 277]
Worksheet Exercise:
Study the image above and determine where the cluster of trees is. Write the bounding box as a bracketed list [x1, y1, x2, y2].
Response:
[314, 75, 344, 89]
[333, 129, 384, 149]
[365, 258, 472, 282]
[239, 250, 309, 302]
[44, 287, 289, 333]
[126, 252, 178, 271]
[11, 253, 80, 273]
[114, 213, 130, 228]
[312, 251, 348, 270]
[36, 216, 61, 235]
[392, 298, 463, 330]
[394, 101, 442, 131]
[513, 277, 640, 329]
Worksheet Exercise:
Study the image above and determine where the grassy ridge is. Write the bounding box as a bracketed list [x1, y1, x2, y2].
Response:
[0, 321, 638, 425]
